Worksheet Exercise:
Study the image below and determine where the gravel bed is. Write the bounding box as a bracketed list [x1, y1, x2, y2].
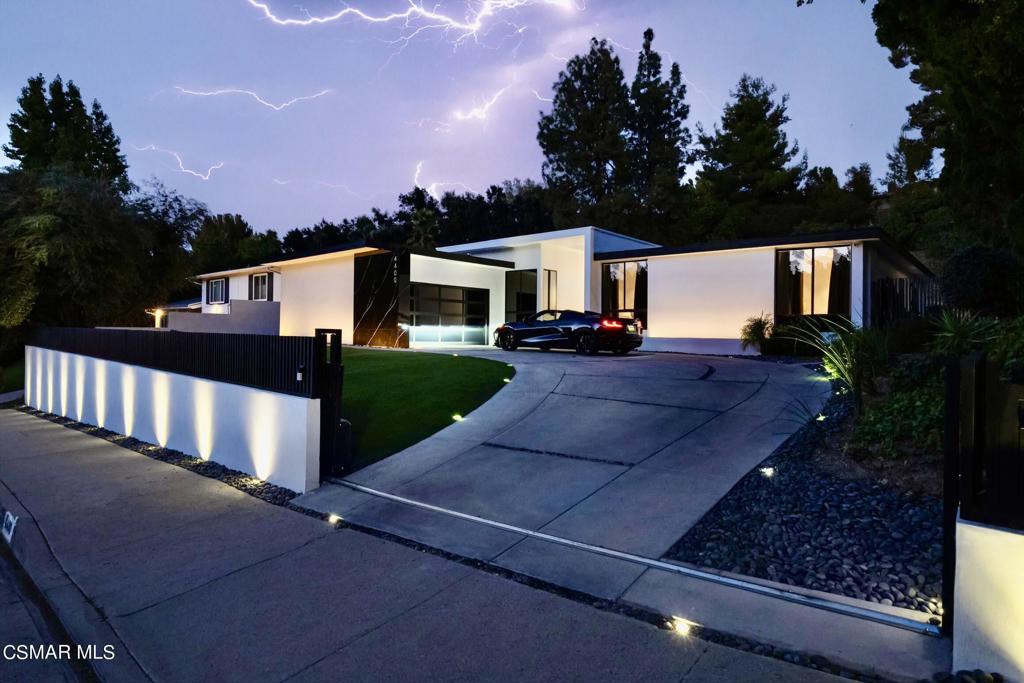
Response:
[667, 392, 944, 617]
[16, 406, 298, 505]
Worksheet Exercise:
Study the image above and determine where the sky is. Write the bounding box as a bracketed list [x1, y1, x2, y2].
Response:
[0, 0, 921, 232]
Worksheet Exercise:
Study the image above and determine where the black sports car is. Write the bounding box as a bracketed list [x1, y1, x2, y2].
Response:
[494, 310, 643, 355]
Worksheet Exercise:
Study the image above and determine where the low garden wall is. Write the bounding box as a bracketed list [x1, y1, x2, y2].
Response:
[953, 516, 1024, 680]
[24, 345, 320, 493]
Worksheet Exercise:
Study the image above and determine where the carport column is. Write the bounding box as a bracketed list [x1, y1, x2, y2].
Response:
[584, 228, 599, 312]
[851, 242, 865, 327]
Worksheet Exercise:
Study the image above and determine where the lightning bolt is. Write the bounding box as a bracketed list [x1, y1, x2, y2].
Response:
[174, 86, 331, 111]
[414, 161, 475, 199]
[452, 84, 511, 121]
[132, 144, 224, 181]
[530, 89, 553, 103]
[246, 0, 579, 46]
[606, 37, 714, 108]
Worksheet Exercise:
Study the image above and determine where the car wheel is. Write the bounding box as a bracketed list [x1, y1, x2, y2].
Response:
[539, 345, 551, 352]
[575, 331, 598, 355]
[499, 330, 518, 351]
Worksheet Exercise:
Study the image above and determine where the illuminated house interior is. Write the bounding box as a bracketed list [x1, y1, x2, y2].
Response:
[186, 226, 932, 354]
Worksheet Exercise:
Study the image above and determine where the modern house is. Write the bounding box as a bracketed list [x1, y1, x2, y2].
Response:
[180, 226, 932, 355]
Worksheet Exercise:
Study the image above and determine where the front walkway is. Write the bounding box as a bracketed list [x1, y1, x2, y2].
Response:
[0, 408, 845, 682]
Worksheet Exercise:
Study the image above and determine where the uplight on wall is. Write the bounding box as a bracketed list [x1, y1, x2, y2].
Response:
[121, 366, 137, 436]
[152, 372, 171, 447]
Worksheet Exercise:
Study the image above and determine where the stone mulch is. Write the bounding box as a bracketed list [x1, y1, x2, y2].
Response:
[667, 392, 945, 619]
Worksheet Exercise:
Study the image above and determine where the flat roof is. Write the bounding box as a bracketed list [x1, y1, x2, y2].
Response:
[438, 226, 660, 254]
[198, 240, 513, 279]
[595, 227, 933, 276]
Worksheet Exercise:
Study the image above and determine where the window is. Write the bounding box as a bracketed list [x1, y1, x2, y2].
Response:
[251, 273, 269, 301]
[601, 260, 648, 327]
[533, 310, 558, 323]
[207, 278, 227, 304]
[775, 246, 852, 319]
[505, 270, 537, 322]
[544, 269, 557, 310]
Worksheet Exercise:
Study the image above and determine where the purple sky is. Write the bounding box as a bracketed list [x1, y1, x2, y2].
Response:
[1, 1, 920, 232]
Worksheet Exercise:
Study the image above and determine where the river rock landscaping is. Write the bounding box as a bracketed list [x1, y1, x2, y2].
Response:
[667, 391, 945, 617]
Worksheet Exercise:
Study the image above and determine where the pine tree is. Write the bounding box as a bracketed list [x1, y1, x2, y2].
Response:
[537, 38, 634, 229]
[694, 74, 806, 239]
[3, 75, 52, 171]
[628, 28, 691, 237]
[4, 74, 130, 192]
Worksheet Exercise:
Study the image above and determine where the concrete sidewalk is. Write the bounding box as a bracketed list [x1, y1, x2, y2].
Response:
[0, 408, 845, 683]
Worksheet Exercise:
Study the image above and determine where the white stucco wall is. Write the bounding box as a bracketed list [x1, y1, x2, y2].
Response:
[410, 254, 506, 335]
[539, 238, 585, 312]
[201, 274, 251, 314]
[954, 516, 1024, 680]
[644, 248, 777, 354]
[278, 256, 355, 343]
[24, 346, 320, 493]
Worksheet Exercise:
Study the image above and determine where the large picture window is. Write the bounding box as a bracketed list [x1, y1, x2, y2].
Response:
[602, 260, 648, 327]
[505, 270, 537, 322]
[775, 246, 851, 319]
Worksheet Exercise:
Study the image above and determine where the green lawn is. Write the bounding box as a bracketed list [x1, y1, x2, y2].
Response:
[341, 347, 513, 469]
[1, 359, 24, 395]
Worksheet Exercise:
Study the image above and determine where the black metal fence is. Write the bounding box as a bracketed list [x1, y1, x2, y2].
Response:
[947, 354, 1024, 531]
[30, 327, 319, 398]
[870, 277, 943, 327]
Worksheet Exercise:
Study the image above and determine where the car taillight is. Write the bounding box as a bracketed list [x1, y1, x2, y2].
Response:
[601, 319, 623, 329]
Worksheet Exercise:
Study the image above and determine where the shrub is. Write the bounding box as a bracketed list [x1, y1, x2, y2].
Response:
[883, 317, 932, 354]
[782, 316, 888, 411]
[740, 313, 773, 352]
[990, 316, 1024, 382]
[890, 354, 943, 393]
[851, 377, 944, 458]
[929, 309, 998, 356]
[941, 245, 1022, 316]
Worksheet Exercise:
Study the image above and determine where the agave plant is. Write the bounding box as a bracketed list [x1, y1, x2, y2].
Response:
[929, 309, 999, 357]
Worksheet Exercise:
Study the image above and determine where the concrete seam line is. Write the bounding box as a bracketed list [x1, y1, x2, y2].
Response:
[337, 479, 942, 638]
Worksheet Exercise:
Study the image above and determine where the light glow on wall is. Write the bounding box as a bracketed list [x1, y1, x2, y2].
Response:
[58, 353, 69, 415]
[121, 366, 137, 436]
[193, 380, 215, 459]
[74, 354, 85, 421]
[94, 361, 107, 428]
[45, 350, 54, 414]
[248, 391, 280, 481]
[151, 372, 171, 447]
[24, 348, 33, 406]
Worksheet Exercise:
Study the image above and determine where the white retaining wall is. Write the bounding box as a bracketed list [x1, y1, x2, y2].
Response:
[954, 515, 1024, 680]
[24, 346, 320, 493]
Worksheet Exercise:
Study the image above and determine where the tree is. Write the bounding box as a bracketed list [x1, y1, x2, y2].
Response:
[628, 28, 693, 242]
[406, 208, 438, 249]
[883, 133, 934, 191]
[694, 75, 806, 239]
[3, 74, 130, 193]
[190, 213, 280, 276]
[538, 38, 635, 230]
[870, 1, 1024, 252]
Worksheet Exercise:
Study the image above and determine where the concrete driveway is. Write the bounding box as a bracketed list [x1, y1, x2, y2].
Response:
[298, 348, 832, 599]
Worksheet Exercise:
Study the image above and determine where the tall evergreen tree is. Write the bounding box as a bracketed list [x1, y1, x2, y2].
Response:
[3, 75, 51, 172]
[537, 38, 635, 230]
[4, 74, 130, 193]
[628, 28, 692, 240]
[694, 74, 806, 239]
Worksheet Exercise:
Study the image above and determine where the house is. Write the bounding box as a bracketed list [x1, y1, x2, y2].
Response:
[179, 226, 932, 354]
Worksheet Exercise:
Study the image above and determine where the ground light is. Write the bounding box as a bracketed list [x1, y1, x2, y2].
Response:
[816, 413, 828, 422]
[327, 514, 342, 525]
[452, 414, 464, 422]
[503, 378, 510, 383]
[759, 466, 776, 479]
[667, 616, 698, 636]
